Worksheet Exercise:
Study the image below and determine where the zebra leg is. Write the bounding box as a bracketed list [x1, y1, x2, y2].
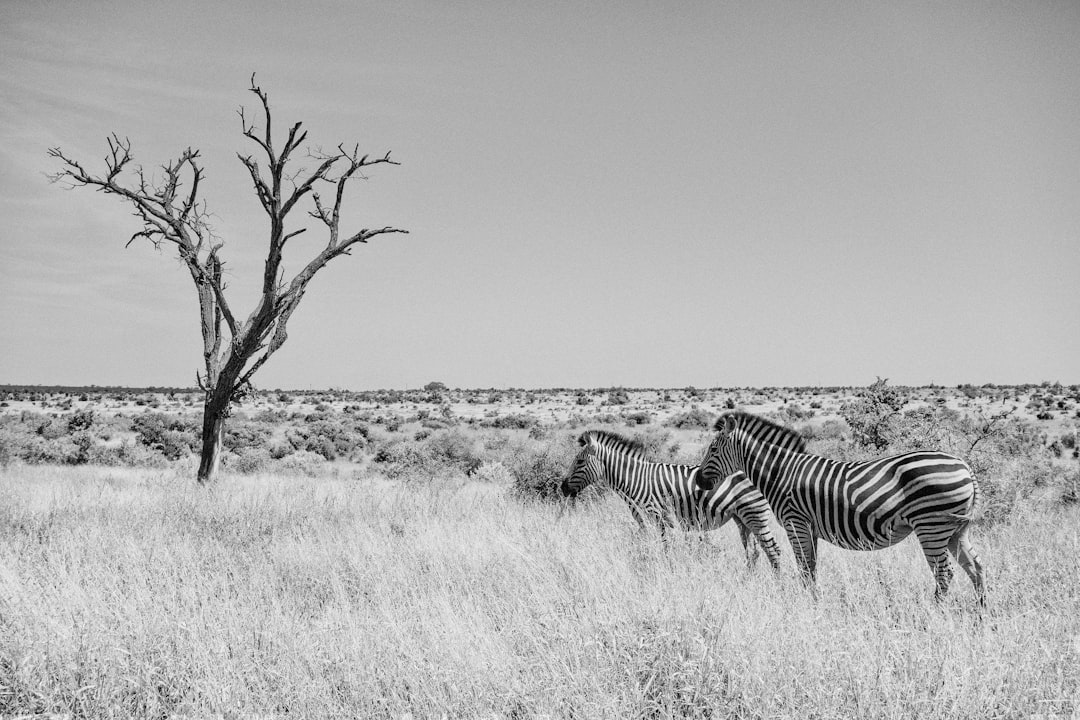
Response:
[734, 513, 780, 571]
[784, 519, 818, 588]
[913, 523, 956, 602]
[734, 518, 763, 569]
[947, 525, 986, 605]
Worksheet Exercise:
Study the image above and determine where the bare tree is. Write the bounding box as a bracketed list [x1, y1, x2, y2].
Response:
[48, 76, 407, 483]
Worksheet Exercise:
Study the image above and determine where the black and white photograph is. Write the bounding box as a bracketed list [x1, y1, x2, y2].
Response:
[1, 1, 1078, 717]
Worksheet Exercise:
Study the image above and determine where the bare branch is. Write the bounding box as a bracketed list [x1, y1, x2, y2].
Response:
[237, 153, 274, 214]
[105, 134, 133, 181]
[340, 226, 409, 251]
[282, 228, 307, 244]
[249, 74, 273, 159]
[280, 154, 339, 217]
[237, 105, 271, 160]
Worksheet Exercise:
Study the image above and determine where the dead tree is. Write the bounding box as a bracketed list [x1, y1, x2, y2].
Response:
[48, 76, 407, 483]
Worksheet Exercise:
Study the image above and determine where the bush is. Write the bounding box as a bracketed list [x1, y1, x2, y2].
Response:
[287, 420, 368, 461]
[839, 378, 907, 450]
[370, 429, 486, 481]
[506, 436, 578, 500]
[423, 428, 486, 476]
[229, 447, 272, 474]
[629, 427, 677, 462]
[782, 404, 812, 421]
[225, 422, 272, 453]
[277, 449, 325, 476]
[371, 441, 445, 481]
[253, 408, 288, 424]
[472, 460, 514, 485]
[66, 409, 94, 433]
[131, 413, 198, 460]
[664, 406, 715, 430]
[35, 419, 67, 441]
[604, 389, 630, 406]
[482, 413, 539, 430]
[623, 411, 653, 426]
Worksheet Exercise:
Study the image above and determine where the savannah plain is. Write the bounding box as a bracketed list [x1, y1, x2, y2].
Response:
[1, 382, 1078, 719]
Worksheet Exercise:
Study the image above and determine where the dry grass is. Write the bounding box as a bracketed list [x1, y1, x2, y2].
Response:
[1, 464, 1078, 719]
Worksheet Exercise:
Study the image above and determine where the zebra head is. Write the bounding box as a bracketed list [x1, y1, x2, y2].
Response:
[696, 413, 741, 492]
[560, 432, 606, 497]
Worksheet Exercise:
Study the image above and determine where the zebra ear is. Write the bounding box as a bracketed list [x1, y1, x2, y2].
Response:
[715, 413, 737, 434]
[577, 432, 589, 447]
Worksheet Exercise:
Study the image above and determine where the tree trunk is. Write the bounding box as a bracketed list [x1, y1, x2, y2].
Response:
[196, 389, 230, 484]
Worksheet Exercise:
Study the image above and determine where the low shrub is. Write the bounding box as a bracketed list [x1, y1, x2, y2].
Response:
[225, 422, 273, 453]
[286, 420, 368, 461]
[423, 428, 486, 476]
[131, 413, 198, 460]
[277, 449, 325, 477]
[664, 406, 715, 430]
[628, 427, 678, 462]
[839, 378, 907, 450]
[228, 447, 273, 475]
[481, 413, 539, 430]
[505, 435, 578, 500]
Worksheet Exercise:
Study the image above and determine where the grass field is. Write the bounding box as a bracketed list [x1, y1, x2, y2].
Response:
[1, 463, 1077, 719]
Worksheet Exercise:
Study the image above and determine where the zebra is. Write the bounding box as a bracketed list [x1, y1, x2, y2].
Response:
[696, 411, 985, 603]
[561, 429, 782, 570]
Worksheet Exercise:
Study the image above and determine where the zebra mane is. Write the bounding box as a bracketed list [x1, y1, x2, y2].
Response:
[714, 411, 807, 453]
[579, 430, 647, 459]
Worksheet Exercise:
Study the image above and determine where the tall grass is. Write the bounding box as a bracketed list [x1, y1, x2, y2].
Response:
[1, 465, 1077, 718]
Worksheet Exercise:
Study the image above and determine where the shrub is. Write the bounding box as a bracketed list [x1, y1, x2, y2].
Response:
[287, 420, 368, 461]
[225, 422, 272, 453]
[839, 378, 907, 450]
[130, 413, 198, 461]
[629, 427, 677, 462]
[229, 447, 272, 474]
[664, 406, 715, 430]
[605, 388, 630, 406]
[472, 460, 514, 485]
[35, 419, 67, 441]
[782, 404, 812, 421]
[423, 428, 486, 476]
[66, 409, 94, 433]
[371, 441, 445, 481]
[277, 449, 325, 476]
[253, 408, 288, 424]
[505, 436, 578, 501]
[623, 411, 653, 426]
[482, 413, 538, 430]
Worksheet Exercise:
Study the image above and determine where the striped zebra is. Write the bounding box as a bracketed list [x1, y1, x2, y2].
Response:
[696, 411, 985, 603]
[562, 430, 782, 569]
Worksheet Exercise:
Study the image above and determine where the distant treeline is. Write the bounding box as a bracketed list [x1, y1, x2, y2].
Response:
[1, 382, 1075, 398]
[0, 385, 200, 395]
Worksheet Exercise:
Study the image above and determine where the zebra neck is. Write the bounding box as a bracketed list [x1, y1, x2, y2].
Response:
[739, 432, 804, 498]
[598, 449, 655, 493]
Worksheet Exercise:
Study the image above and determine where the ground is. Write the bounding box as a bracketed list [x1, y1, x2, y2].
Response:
[0, 383, 1077, 717]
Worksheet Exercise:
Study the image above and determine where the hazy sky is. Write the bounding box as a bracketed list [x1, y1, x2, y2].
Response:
[2, 1, 1078, 389]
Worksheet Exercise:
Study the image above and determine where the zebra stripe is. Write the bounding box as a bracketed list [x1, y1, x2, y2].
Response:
[562, 430, 782, 570]
[697, 411, 985, 603]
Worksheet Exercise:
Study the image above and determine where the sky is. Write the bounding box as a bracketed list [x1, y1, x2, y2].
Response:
[1, 1, 1078, 390]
